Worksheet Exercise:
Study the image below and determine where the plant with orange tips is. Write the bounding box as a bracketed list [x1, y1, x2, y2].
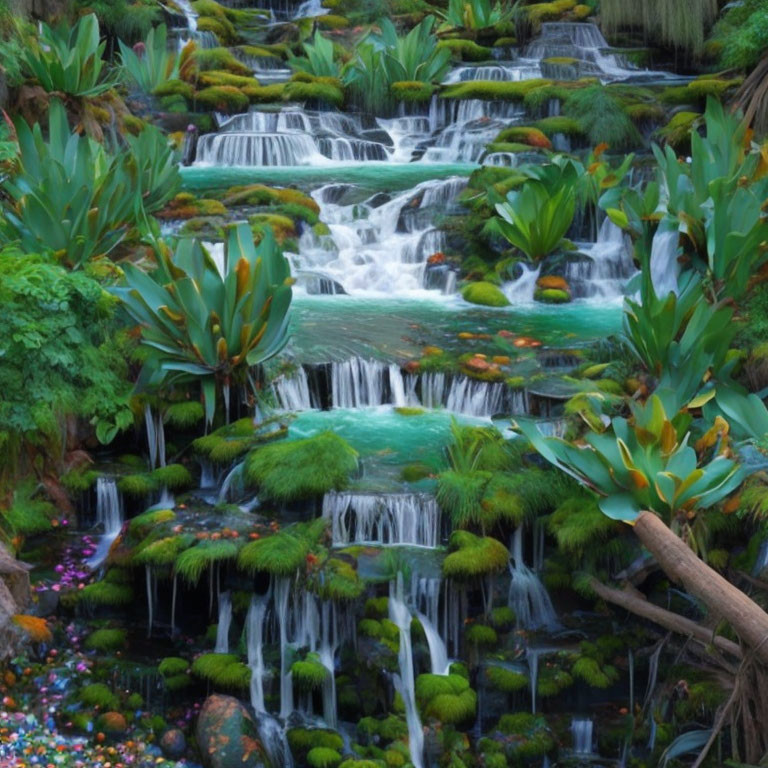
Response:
[116, 222, 293, 425]
[12, 615, 52, 643]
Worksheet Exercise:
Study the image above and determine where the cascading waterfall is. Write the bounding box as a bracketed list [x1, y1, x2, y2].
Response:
[87, 478, 123, 568]
[319, 602, 338, 729]
[276, 577, 295, 719]
[508, 527, 559, 631]
[324, 492, 442, 548]
[272, 366, 315, 410]
[503, 264, 541, 304]
[215, 591, 233, 653]
[247, 594, 269, 713]
[571, 718, 594, 754]
[649, 226, 680, 297]
[390, 574, 424, 768]
[416, 610, 450, 675]
[144, 404, 166, 470]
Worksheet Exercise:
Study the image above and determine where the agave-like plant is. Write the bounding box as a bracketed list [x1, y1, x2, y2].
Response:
[117, 223, 293, 425]
[0, 100, 138, 267]
[21, 13, 115, 97]
[492, 177, 576, 261]
[440, 0, 514, 30]
[118, 24, 181, 94]
[288, 31, 341, 79]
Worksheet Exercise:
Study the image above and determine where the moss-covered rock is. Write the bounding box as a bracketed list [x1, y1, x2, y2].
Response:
[437, 38, 493, 61]
[442, 531, 509, 579]
[291, 654, 328, 690]
[391, 80, 436, 103]
[484, 664, 528, 692]
[534, 287, 571, 304]
[191, 654, 251, 690]
[462, 281, 510, 307]
[195, 85, 249, 113]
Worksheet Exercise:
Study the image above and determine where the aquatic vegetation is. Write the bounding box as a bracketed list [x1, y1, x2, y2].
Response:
[20, 14, 114, 97]
[149, 463, 194, 490]
[117, 222, 292, 425]
[244, 432, 358, 501]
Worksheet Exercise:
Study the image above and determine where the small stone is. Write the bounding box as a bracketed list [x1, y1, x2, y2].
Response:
[159, 729, 186, 760]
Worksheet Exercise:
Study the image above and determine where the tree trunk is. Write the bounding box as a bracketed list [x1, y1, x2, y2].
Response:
[588, 576, 743, 660]
[633, 511, 768, 665]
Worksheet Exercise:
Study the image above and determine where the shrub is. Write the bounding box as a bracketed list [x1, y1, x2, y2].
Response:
[292, 654, 329, 690]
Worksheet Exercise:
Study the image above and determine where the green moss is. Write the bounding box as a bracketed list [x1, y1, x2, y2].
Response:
[198, 71, 260, 89]
[414, 674, 476, 725]
[85, 628, 127, 652]
[497, 713, 554, 758]
[536, 667, 572, 697]
[288, 728, 344, 759]
[164, 401, 205, 428]
[129, 509, 176, 537]
[152, 79, 195, 100]
[415, 673, 468, 701]
[391, 80, 436, 103]
[175, 540, 240, 584]
[534, 288, 571, 304]
[535, 115, 583, 137]
[571, 656, 618, 688]
[194, 46, 250, 74]
[60, 468, 101, 493]
[117, 473, 159, 496]
[307, 747, 342, 768]
[158, 657, 190, 677]
[135, 535, 193, 567]
[436, 39, 493, 61]
[656, 111, 700, 149]
[313, 556, 365, 600]
[292, 654, 328, 690]
[126, 693, 144, 709]
[242, 83, 286, 103]
[442, 531, 509, 579]
[495, 126, 552, 148]
[441, 78, 551, 102]
[401, 462, 432, 482]
[238, 519, 326, 576]
[462, 281, 510, 307]
[489, 606, 515, 629]
[80, 683, 119, 710]
[465, 623, 497, 646]
[150, 463, 194, 490]
[195, 86, 249, 113]
[283, 80, 344, 107]
[79, 581, 134, 607]
[484, 665, 527, 692]
[364, 597, 389, 618]
[191, 653, 250, 689]
[244, 432, 358, 501]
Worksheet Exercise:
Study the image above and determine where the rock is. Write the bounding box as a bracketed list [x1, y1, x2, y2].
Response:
[160, 728, 187, 760]
[0, 545, 32, 660]
[536, 275, 570, 292]
[98, 712, 127, 734]
[534, 287, 571, 304]
[461, 281, 510, 308]
[196, 695, 271, 768]
[404, 360, 420, 374]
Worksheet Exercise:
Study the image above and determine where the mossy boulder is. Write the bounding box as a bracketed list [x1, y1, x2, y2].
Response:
[462, 281, 510, 307]
[196, 695, 271, 768]
[415, 673, 477, 725]
[534, 287, 571, 304]
[194, 46, 250, 75]
[195, 86, 249, 113]
[436, 38, 493, 61]
[442, 531, 509, 579]
[495, 126, 552, 148]
[391, 80, 436, 103]
[485, 664, 528, 692]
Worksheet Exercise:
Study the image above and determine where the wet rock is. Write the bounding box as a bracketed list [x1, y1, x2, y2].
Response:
[196, 695, 271, 768]
[160, 728, 187, 760]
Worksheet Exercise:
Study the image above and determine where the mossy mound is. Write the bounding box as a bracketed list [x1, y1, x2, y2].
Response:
[495, 126, 552, 148]
[288, 728, 344, 763]
[534, 287, 571, 304]
[436, 39, 493, 61]
[461, 281, 510, 307]
[497, 713, 555, 759]
[485, 664, 528, 692]
[238, 519, 326, 577]
[441, 78, 552, 102]
[292, 653, 329, 690]
[195, 86, 249, 113]
[80, 683, 119, 710]
[283, 80, 344, 107]
[194, 46, 250, 75]
[198, 70, 261, 90]
[415, 673, 477, 725]
[85, 628, 127, 652]
[191, 653, 250, 689]
[442, 531, 509, 579]
[243, 432, 358, 501]
[391, 81, 436, 103]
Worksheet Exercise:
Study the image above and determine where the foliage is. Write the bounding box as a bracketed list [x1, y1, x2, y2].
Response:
[518, 394, 746, 525]
[74, 0, 162, 42]
[80, 580, 135, 607]
[439, 0, 513, 30]
[344, 16, 450, 114]
[244, 432, 358, 501]
[442, 530, 508, 579]
[85, 628, 127, 651]
[11, 614, 52, 643]
[191, 653, 250, 689]
[415, 673, 477, 724]
[20, 14, 115, 97]
[80, 683, 119, 710]
[175, 540, 240, 584]
[119, 25, 181, 94]
[288, 32, 341, 79]
[563, 86, 642, 150]
[117, 223, 292, 425]
[238, 519, 327, 576]
[1, 482, 54, 541]
[709, 0, 768, 70]
[164, 401, 205, 428]
[0, 249, 133, 476]
[292, 653, 328, 690]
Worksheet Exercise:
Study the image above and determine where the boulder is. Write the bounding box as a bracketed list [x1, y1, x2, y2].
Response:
[196, 695, 271, 768]
[461, 281, 510, 308]
[161, 728, 187, 760]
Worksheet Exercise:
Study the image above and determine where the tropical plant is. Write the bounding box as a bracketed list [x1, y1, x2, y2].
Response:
[119, 24, 181, 93]
[117, 223, 293, 425]
[439, 0, 512, 29]
[20, 13, 115, 97]
[288, 31, 341, 79]
[344, 16, 450, 113]
[517, 396, 768, 665]
[562, 86, 642, 151]
[1, 101, 137, 266]
[492, 177, 576, 261]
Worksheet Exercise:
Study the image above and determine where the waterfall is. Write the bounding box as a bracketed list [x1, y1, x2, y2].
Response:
[258, 714, 294, 768]
[247, 595, 269, 713]
[215, 591, 232, 653]
[390, 575, 424, 768]
[275, 577, 294, 719]
[331, 358, 389, 408]
[87, 478, 123, 568]
[273, 367, 314, 410]
[503, 264, 540, 304]
[218, 461, 245, 504]
[444, 377, 528, 417]
[571, 718, 594, 754]
[508, 527, 559, 631]
[649, 227, 680, 298]
[319, 602, 338, 729]
[416, 610, 450, 675]
[568, 219, 637, 299]
[323, 492, 442, 548]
